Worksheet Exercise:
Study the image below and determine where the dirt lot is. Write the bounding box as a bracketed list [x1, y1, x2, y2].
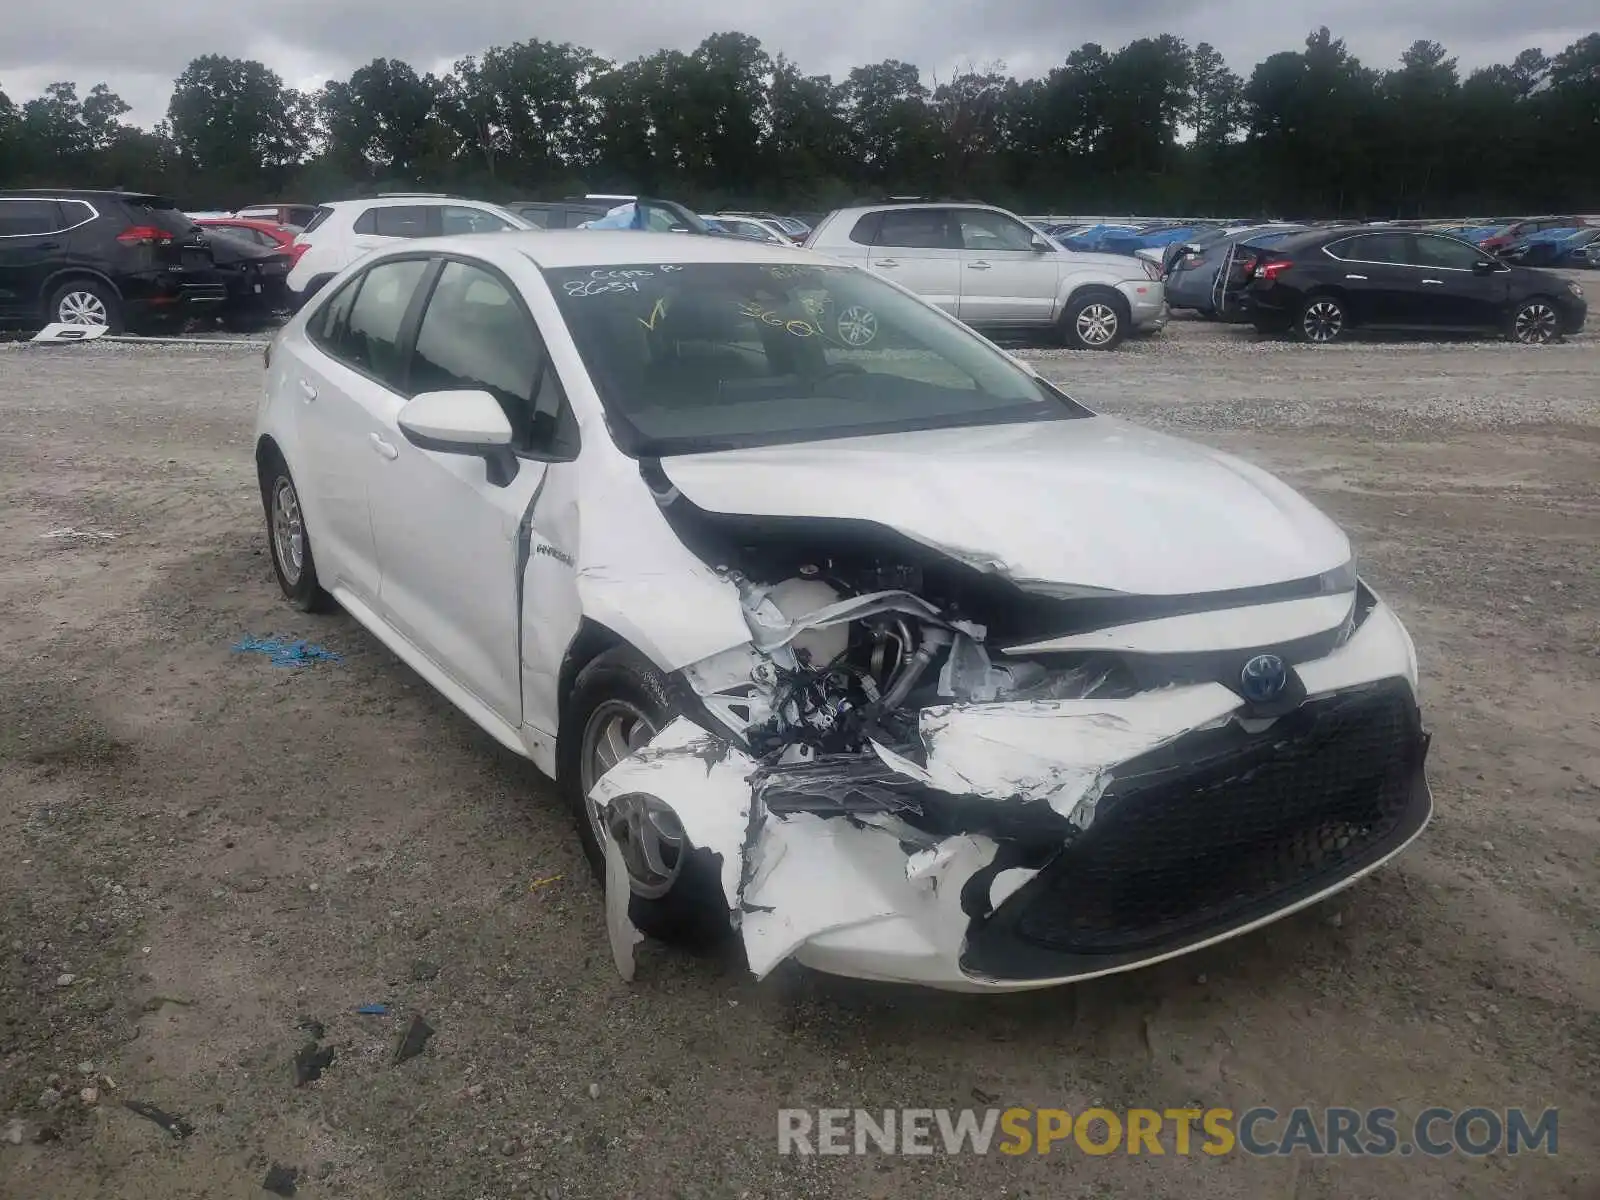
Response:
[1, 317, 1596, 1199]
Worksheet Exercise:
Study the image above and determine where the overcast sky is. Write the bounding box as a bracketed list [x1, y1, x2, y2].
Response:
[3, 0, 1595, 128]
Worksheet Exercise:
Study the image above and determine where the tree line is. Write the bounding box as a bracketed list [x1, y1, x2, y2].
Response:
[0, 27, 1596, 218]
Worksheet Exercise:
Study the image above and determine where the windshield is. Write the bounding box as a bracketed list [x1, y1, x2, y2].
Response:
[541, 261, 1086, 455]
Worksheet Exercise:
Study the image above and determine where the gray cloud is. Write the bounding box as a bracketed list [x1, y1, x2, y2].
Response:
[2, 0, 1594, 128]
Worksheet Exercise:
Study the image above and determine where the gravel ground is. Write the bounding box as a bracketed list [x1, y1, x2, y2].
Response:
[0, 317, 1596, 1199]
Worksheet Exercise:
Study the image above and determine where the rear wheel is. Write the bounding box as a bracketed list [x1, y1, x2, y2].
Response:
[1509, 298, 1560, 345]
[47, 278, 124, 333]
[259, 451, 331, 612]
[1293, 293, 1347, 344]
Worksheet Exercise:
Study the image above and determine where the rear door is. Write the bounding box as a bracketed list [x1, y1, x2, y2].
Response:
[1322, 234, 1414, 325]
[293, 256, 434, 602]
[952, 208, 1058, 325]
[866, 209, 962, 314]
[0, 199, 68, 316]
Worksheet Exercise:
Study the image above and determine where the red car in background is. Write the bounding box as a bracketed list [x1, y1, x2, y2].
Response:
[194, 217, 308, 267]
[1477, 217, 1586, 254]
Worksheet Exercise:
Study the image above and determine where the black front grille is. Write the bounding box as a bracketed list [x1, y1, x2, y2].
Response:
[992, 682, 1424, 960]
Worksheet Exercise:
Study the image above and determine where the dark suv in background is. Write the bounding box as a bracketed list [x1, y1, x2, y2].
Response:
[0, 189, 226, 331]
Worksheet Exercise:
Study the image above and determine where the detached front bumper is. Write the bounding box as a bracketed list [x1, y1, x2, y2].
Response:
[592, 597, 1430, 992]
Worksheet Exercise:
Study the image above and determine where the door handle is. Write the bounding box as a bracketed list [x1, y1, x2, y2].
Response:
[36, 241, 62, 250]
[1421, 278, 1443, 286]
[875, 258, 899, 268]
[296, 379, 317, 401]
[1344, 274, 1368, 281]
[369, 432, 398, 460]
[967, 261, 992, 270]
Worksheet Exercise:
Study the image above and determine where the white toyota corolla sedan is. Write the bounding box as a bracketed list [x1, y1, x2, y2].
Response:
[255, 230, 1432, 991]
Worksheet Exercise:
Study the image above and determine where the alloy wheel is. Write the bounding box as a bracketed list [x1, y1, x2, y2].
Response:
[58, 290, 109, 326]
[271, 478, 304, 585]
[1075, 303, 1119, 346]
[579, 700, 681, 897]
[836, 305, 878, 347]
[1301, 299, 1345, 343]
[1513, 302, 1558, 345]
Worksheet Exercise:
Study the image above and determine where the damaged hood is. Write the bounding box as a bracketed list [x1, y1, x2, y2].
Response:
[658, 417, 1350, 595]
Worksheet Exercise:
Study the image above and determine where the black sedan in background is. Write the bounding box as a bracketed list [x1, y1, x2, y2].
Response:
[1235, 227, 1587, 344]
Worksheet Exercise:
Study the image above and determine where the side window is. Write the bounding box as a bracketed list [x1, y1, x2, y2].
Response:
[326, 258, 430, 389]
[57, 201, 95, 230]
[1336, 234, 1406, 264]
[440, 205, 513, 235]
[1411, 235, 1483, 270]
[362, 206, 429, 238]
[308, 275, 361, 349]
[847, 212, 882, 245]
[876, 209, 956, 249]
[515, 207, 552, 229]
[409, 261, 577, 457]
[0, 199, 63, 237]
[957, 210, 1037, 252]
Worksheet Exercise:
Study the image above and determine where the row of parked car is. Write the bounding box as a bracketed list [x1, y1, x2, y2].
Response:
[0, 188, 1587, 347]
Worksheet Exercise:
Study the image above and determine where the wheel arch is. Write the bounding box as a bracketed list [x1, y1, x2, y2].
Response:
[1061, 282, 1131, 320]
[39, 268, 124, 319]
[556, 618, 627, 743]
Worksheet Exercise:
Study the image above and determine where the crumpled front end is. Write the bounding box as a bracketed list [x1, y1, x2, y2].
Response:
[588, 550, 1432, 991]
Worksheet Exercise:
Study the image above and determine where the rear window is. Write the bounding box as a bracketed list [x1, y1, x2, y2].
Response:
[847, 212, 882, 246]
[118, 198, 198, 236]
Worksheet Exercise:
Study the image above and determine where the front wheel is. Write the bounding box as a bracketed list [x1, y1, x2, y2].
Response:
[560, 646, 732, 947]
[1294, 294, 1347, 344]
[1509, 298, 1561, 345]
[1061, 292, 1127, 350]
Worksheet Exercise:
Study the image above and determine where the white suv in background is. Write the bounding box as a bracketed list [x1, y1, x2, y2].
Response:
[287, 195, 531, 305]
[807, 202, 1167, 349]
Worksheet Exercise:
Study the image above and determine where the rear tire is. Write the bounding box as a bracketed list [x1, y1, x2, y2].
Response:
[559, 646, 733, 948]
[47, 278, 124, 333]
[258, 451, 331, 612]
[1060, 290, 1128, 350]
[1293, 293, 1347, 344]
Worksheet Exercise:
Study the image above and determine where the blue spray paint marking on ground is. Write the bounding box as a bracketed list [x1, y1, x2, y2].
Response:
[232, 636, 343, 667]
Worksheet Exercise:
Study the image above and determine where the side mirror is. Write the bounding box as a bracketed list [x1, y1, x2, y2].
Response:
[1472, 260, 1496, 275]
[397, 390, 518, 486]
[1029, 234, 1052, 253]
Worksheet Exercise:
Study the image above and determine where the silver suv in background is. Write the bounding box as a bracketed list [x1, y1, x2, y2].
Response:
[806, 202, 1167, 349]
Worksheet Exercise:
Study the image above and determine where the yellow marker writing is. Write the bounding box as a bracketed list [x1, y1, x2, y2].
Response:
[638, 298, 668, 331]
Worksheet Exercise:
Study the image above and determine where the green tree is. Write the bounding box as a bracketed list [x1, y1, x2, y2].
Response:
[167, 55, 310, 189]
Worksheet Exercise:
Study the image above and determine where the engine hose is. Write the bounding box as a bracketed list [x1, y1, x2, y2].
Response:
[879, 626, 954, 712]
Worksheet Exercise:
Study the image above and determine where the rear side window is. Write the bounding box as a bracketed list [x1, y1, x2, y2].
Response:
[514, 207, 552, 229]
[847, 212, 882, 246]
[302, 207, 335, 234]
[308, 276, 361, 348]
[439, 205, 513, 235]
[1329, 234, 1406, 264]
[324, 258, 430, 389]
[354, 205, 430, 238]
[0, 199, 62, 236]
[876, 209, 957, 249]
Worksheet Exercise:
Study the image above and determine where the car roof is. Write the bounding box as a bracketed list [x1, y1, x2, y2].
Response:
[318, 196, 498, 210]
[0, 188, 173, 204]
[405, 230, 823, 269]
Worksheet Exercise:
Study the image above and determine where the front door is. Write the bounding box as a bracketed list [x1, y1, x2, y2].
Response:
[1405, 234, 1505, 329]
[952, 209, 1059, 325]
[365, 257, 574, 727]
[865, 208, 962, 315]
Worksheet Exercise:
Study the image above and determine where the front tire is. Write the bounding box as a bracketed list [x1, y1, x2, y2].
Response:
[560, 646, 732, 947]
[1061, 291, 1127, 350]
[259, 453, 331, 612]
[1294, 293, 1347, 344]
[1509, 298, 1561, 345]
[47, 278, 124, 333]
